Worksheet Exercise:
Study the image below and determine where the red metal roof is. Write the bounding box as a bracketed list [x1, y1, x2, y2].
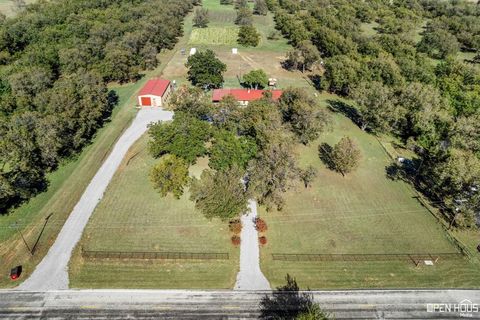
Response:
[212, 89, 283, 102]
[138, 78, 171, 97]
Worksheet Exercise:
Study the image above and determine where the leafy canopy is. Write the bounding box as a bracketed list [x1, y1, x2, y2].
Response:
[186, 49, 227, 89]
[148, 112, 211, 164]
[190, 166, 249, 220]
[150, 154, 190, 199]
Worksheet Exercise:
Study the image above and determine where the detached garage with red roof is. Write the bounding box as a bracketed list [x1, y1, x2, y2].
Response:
[212, 89, 283, 106]
[137, 78, 172, 107]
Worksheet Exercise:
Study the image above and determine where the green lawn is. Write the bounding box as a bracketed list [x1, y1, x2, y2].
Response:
[259, 94, 480, 289]
[69, 136, 239, 289]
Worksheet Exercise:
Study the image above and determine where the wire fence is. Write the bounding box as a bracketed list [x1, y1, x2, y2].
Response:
[82, 249, 229, 261]
[272, 252, 464, 263]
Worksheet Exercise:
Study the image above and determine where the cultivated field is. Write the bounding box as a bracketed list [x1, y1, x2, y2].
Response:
[259, 94, 480, 289]
[69, 136, 239, 289]
[189, 26, 239, 46]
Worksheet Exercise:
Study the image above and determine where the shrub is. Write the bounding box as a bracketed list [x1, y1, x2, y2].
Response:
[231, 235, 241, 246]
[229, 219, 242, 234]
[259, 236, 267, 245]
[255, 218, 268, 233]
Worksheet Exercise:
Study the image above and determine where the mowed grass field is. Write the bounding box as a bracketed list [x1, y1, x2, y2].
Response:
[259, 94, 480, 289]
[69, 136, 239, 289]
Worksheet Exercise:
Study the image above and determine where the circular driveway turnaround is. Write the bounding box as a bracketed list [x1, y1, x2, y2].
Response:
[234, 199, 271, 291]
[18, 108, 173, 291]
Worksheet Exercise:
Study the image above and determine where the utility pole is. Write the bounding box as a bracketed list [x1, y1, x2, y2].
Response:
[13, 222, 33, 256]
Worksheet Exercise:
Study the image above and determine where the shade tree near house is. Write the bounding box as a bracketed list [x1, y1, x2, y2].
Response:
[148, 112, 211, 164]
[248, 138, 299, 211]
[242, 69, 268, 89]
[190, 166, 249, 220]
[278, 88, 331, 145]
[150, 155, 190, 199]
[168, 85, 213, 120]
[186, 49, 227, 89]
[209, 130, 258, 171]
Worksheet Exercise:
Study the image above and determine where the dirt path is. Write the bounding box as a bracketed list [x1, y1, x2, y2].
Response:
[234, 199, 271, 291]
[18, 108, 173, 291]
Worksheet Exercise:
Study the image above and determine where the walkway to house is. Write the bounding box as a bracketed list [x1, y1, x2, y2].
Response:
[234, 199, 271, 291]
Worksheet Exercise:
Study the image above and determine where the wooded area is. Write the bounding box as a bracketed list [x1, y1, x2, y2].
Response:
[0, 0, 196, 213]
[267, 0, 480, 228]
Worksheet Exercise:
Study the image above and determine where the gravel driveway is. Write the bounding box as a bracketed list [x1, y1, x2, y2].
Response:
[234, 199, 271, 291]
[18, 108, 173, 291]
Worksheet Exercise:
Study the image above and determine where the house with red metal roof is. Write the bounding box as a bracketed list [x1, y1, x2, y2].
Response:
[212, 89, 283, 106]
[137, 78, 172, 107]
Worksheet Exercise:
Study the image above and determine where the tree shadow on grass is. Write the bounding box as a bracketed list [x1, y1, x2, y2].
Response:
[327, 99, 363, 129]
[260, 274, 326, 319]
[318, 143, 336, 171]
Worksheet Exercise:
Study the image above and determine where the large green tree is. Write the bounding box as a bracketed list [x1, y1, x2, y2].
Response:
[242, 69, 268, 89]
[209, 130, 258, 171]
[330, 137, 361, 176]
[186, 49, 227, 89]
[168, 85, 213, 119]
[286, 40, 321, 73]
[350, 81, 401, 133]
[238, 25, 261, 47]
[150, 155, 190, 199]
[148, 113, 211, 164]
[190, 166, 249, 220]
[248, 139, 299, 210]
[279, 88, 331, 144]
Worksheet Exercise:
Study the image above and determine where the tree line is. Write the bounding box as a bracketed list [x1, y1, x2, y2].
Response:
[267, 0, 480, 228]
[0, 0, 196, 213]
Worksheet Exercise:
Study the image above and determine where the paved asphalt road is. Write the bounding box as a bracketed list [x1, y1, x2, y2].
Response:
[0, 289, 479, 319]
[18, 108, 174, 291]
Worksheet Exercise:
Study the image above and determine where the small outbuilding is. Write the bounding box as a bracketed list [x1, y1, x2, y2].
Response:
[137, 78, 172, 107]
[212, 89, 283, 106]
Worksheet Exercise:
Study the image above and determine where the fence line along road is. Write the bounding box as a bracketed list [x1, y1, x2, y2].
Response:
[82, 249, 229, 261]
[271, 252, 464, 263]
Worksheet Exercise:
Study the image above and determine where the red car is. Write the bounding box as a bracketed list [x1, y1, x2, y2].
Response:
[10, 266, 22, 280]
